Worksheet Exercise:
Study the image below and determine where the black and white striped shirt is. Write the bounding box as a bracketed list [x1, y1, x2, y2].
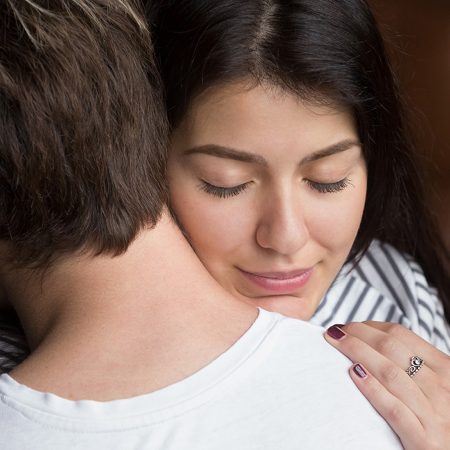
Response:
[311, 240, 450, 354]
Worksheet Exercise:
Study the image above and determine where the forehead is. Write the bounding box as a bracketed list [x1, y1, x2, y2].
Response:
[175, 80, 357, 155]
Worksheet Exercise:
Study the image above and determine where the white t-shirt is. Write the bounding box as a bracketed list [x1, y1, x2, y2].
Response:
[0, 309, 401, 450]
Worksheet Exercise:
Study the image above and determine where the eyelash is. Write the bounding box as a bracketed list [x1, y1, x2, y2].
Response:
[199, 181, 250, 198]
[305, 177, 351, 194]
[198, 177, 351, 198]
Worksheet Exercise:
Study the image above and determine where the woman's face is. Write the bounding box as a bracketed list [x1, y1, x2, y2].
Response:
[168, 82, 367, 320]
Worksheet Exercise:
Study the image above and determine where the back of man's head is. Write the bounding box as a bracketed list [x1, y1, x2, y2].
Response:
[0, 0, 167, 269]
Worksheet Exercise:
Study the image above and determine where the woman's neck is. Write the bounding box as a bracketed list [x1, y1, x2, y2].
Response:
[2, 212, 257, 400]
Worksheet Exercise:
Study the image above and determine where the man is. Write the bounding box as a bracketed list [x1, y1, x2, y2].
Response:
[0, 1, 400, 448]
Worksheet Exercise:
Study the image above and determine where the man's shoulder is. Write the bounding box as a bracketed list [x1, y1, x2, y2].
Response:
[0, 312, 402, 450]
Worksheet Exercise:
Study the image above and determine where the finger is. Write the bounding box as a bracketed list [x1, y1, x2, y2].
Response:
[325, 326, 433, 422]
[341, 322, 438, 393]
[344, 322, 450, 420]
[349, 363, 424, 450]
[362, 321, 450, 373]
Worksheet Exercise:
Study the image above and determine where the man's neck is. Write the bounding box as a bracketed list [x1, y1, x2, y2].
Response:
[2, 212, 257, 400]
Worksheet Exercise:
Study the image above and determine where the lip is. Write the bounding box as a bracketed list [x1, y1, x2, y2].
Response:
[238, 267, 313, 295]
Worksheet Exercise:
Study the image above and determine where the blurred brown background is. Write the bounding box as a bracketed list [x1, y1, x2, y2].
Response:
[368, 0, 450, 252]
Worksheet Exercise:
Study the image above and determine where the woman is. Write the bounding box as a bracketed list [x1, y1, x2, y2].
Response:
[150, 0, 450, 339]
[149, 0, 450, 447]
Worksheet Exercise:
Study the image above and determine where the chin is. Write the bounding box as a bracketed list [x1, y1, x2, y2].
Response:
[241, 294, 315, 321]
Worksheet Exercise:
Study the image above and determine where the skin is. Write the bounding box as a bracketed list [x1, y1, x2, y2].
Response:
[168, 81, 367, 320]
[3, 211, 257, 400]
[325, 322, 450, 450]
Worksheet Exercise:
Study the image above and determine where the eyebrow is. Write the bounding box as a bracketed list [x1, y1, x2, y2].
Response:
[183, 139, 361, 166]
[300, 139, 361, 164]
[184, 145, 267, 165]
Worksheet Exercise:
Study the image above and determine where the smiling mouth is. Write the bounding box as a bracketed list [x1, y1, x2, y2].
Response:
[237, 267, 313, 295]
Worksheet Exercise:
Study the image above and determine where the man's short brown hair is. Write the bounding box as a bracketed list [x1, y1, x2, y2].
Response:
[0, 0, 168, 268]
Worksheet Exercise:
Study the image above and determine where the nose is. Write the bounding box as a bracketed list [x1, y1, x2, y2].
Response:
[255, 190, 309, 256]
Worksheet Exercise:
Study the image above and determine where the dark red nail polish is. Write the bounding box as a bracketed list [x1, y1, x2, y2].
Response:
[353, 364, 368, 379]
[327, 325, 346, 340]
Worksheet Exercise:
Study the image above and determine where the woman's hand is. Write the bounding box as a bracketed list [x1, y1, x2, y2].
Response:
[324, 321, 450, 450]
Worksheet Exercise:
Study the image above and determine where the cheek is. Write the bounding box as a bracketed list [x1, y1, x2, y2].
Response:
[307, 177, 367, 253]
[169, 185, 254, 264]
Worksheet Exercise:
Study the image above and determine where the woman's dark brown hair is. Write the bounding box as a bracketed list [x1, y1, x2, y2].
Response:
[0, 0, 168, 371]
[149, 0, 450, 321]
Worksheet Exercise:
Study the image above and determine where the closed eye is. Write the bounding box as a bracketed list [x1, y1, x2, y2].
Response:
[305, 178, 351, 193]
[198, 180, 251, 198]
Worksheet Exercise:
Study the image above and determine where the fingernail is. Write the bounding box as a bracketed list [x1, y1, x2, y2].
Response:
[327, 324, 346, 340]
[353, 364, 368, 379]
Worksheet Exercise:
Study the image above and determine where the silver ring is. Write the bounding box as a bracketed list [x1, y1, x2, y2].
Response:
[405, 356, 424, 377]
